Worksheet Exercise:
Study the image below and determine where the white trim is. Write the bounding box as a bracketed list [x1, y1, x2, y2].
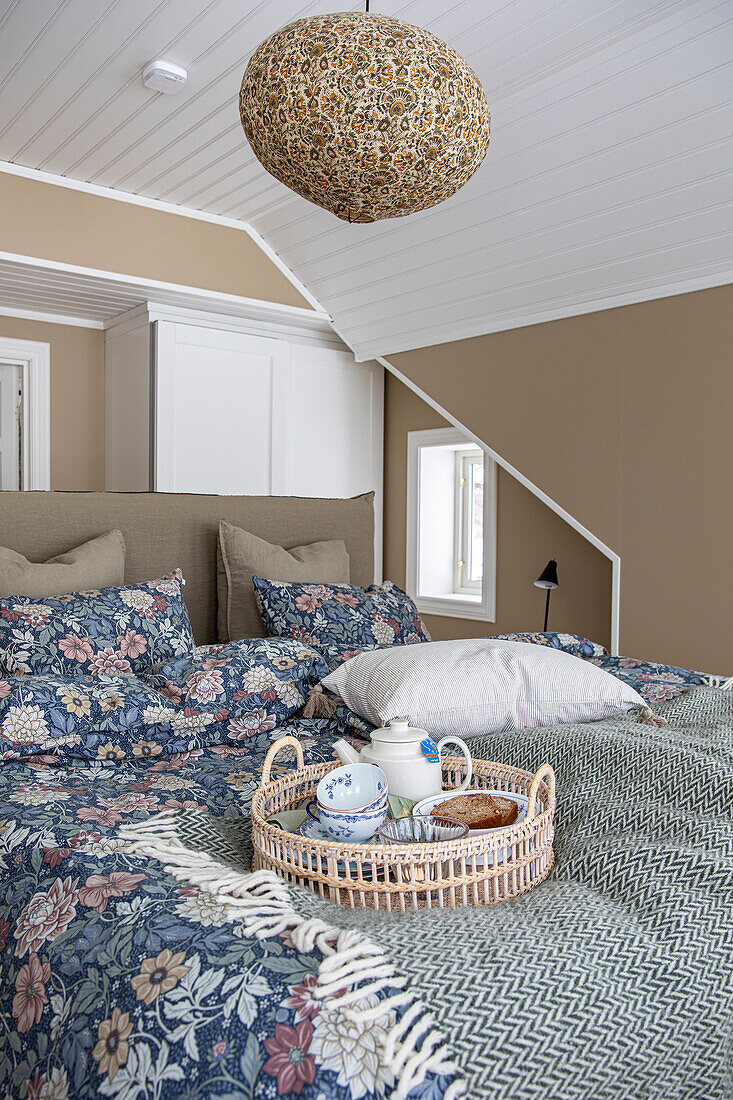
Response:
[239, 221, 325, 314]
[387, 359, 621, 654]
[0, 160, 324, 314]
[106, 301, 345, 352]
[0, 251, 331, 332]
[140, 302, 345, 351]
[354, 270, 733, 362]
[454, 448, 485, 596]
[0, 305, 103, 330]
[611, 558, 621, 660]
[0, 336, 50, 490]
[415, 593, 498, 624]
[406, 427, 497, 624]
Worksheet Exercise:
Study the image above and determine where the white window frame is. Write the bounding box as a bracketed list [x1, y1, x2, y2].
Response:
[406, 427, 497, 622]
[0, 336, 50, 490]
[453, 448, 484, 595]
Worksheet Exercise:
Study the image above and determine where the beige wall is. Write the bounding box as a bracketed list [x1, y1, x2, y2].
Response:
[0, 172, 313, 491]
[390, 285, 733, 672]
[0, 173, 309, 308]
[0, 315, 105, 490]
[384, 373, 613, 648]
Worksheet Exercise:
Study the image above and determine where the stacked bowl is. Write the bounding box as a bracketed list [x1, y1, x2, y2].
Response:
[306, 763, 388, 841]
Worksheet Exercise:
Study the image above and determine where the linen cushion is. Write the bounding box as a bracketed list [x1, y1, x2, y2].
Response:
[217, 520, 350, 642]
[0, 530, 125, 598]
[0, 570, 195, 677]
[321, 637, 646, 737]
[252, 577, 431, 649]
[0, 490, 375, 646]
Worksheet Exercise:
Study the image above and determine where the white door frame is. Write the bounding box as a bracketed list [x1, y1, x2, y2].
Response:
[0, 336, 51, 489]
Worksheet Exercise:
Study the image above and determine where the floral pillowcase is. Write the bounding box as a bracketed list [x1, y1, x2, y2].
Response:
[143, 638, 329, 743]
[0, 673, 178, 762]
[252, 577, 431, 650]
[0, 638, 329, 762]
[0, 571, 195, 677]
[491, 632, 609, 660]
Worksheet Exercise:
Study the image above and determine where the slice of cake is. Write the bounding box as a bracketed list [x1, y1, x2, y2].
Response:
[430, 792, 518, 830]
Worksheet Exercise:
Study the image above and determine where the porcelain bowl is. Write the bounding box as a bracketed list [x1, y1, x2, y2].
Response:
[316, 763, 388, 814]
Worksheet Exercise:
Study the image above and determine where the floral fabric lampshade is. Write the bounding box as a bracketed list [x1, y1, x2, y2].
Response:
[239, 12, 491, 223]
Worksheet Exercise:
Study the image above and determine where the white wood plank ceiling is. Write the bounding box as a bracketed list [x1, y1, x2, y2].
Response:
[0, 0, 731, 361]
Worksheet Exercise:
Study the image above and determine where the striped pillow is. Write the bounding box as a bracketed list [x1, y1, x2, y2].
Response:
[322, 638, 646, 737]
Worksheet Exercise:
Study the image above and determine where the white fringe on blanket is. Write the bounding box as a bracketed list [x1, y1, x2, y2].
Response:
[705, 674, 733, 690]
[119, 811, 464, 1100]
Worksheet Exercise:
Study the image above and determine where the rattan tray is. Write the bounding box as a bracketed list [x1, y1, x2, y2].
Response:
[252, 736, 556, 910]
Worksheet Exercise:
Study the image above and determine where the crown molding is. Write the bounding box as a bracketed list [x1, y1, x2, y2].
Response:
[0, 251, 335, 341]
[351, 268, 733, 361]
[0, 304, 103, 329]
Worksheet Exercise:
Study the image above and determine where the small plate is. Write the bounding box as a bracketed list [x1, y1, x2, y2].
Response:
[413, 789, 529, 866]
[412, 788, 528, 834]
[299, 817, 378, 846]
[299, 817, 381, 879]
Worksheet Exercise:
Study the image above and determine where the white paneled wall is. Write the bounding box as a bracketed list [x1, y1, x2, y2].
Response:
[105, 305, 384, 572]
[153, 323, 288, 496]
[279, 342, 382, 501]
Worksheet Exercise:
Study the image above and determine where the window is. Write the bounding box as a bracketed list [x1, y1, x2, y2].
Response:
[406, 428, 496, 621]
[454, 449, 484, 594]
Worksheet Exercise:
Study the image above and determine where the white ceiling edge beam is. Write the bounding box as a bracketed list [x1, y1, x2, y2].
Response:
[0, 160, 326, 314]
[0, 304, 104, 329]
[347, 263, 733, 362]
[0, 251, 335, 337]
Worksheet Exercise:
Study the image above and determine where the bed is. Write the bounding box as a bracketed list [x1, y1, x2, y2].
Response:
[0, 493, 731, 1100]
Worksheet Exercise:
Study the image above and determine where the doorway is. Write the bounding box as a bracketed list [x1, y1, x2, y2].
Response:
[0, 361, 21, 489]
[0, 336, 50, 490]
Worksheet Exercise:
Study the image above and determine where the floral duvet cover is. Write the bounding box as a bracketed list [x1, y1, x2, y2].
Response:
[0, 638, 722, 1100]
[0, 713, 452, 1100]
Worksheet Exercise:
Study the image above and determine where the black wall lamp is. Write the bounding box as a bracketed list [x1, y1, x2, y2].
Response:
[534, 559, 559, 632]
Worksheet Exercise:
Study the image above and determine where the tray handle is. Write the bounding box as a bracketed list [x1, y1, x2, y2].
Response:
[261, 735, 305, 786]
[527, 763, 556, 820]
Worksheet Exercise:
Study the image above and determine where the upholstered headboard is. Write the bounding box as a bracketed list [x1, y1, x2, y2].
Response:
[0, 491, 375, 645]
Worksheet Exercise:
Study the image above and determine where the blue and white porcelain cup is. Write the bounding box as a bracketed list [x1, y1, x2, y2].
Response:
[305, 798, 388, 843]
[306, 763, 388, 842]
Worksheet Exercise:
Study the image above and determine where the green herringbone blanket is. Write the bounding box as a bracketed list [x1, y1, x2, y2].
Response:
[131, 687, 733, 1100]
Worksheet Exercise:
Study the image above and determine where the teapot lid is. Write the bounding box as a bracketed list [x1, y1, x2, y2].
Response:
[372, 717, 429, 744]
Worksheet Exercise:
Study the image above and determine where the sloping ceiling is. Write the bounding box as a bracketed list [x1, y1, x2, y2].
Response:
[0, 0, 731, 361]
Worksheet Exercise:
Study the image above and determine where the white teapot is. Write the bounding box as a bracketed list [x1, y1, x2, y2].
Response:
[333, 719, 473, 803]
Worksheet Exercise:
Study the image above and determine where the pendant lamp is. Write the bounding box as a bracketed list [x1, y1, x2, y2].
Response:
[239, 10, 491, 223]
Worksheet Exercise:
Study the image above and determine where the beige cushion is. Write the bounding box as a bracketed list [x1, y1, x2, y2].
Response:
[0, 491, 374, 645]
[0, 529, 126, 598]
[218, 519, 350, 641]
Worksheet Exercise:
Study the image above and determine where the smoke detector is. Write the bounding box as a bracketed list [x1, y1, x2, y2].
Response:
[142, 60, 188, 94]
